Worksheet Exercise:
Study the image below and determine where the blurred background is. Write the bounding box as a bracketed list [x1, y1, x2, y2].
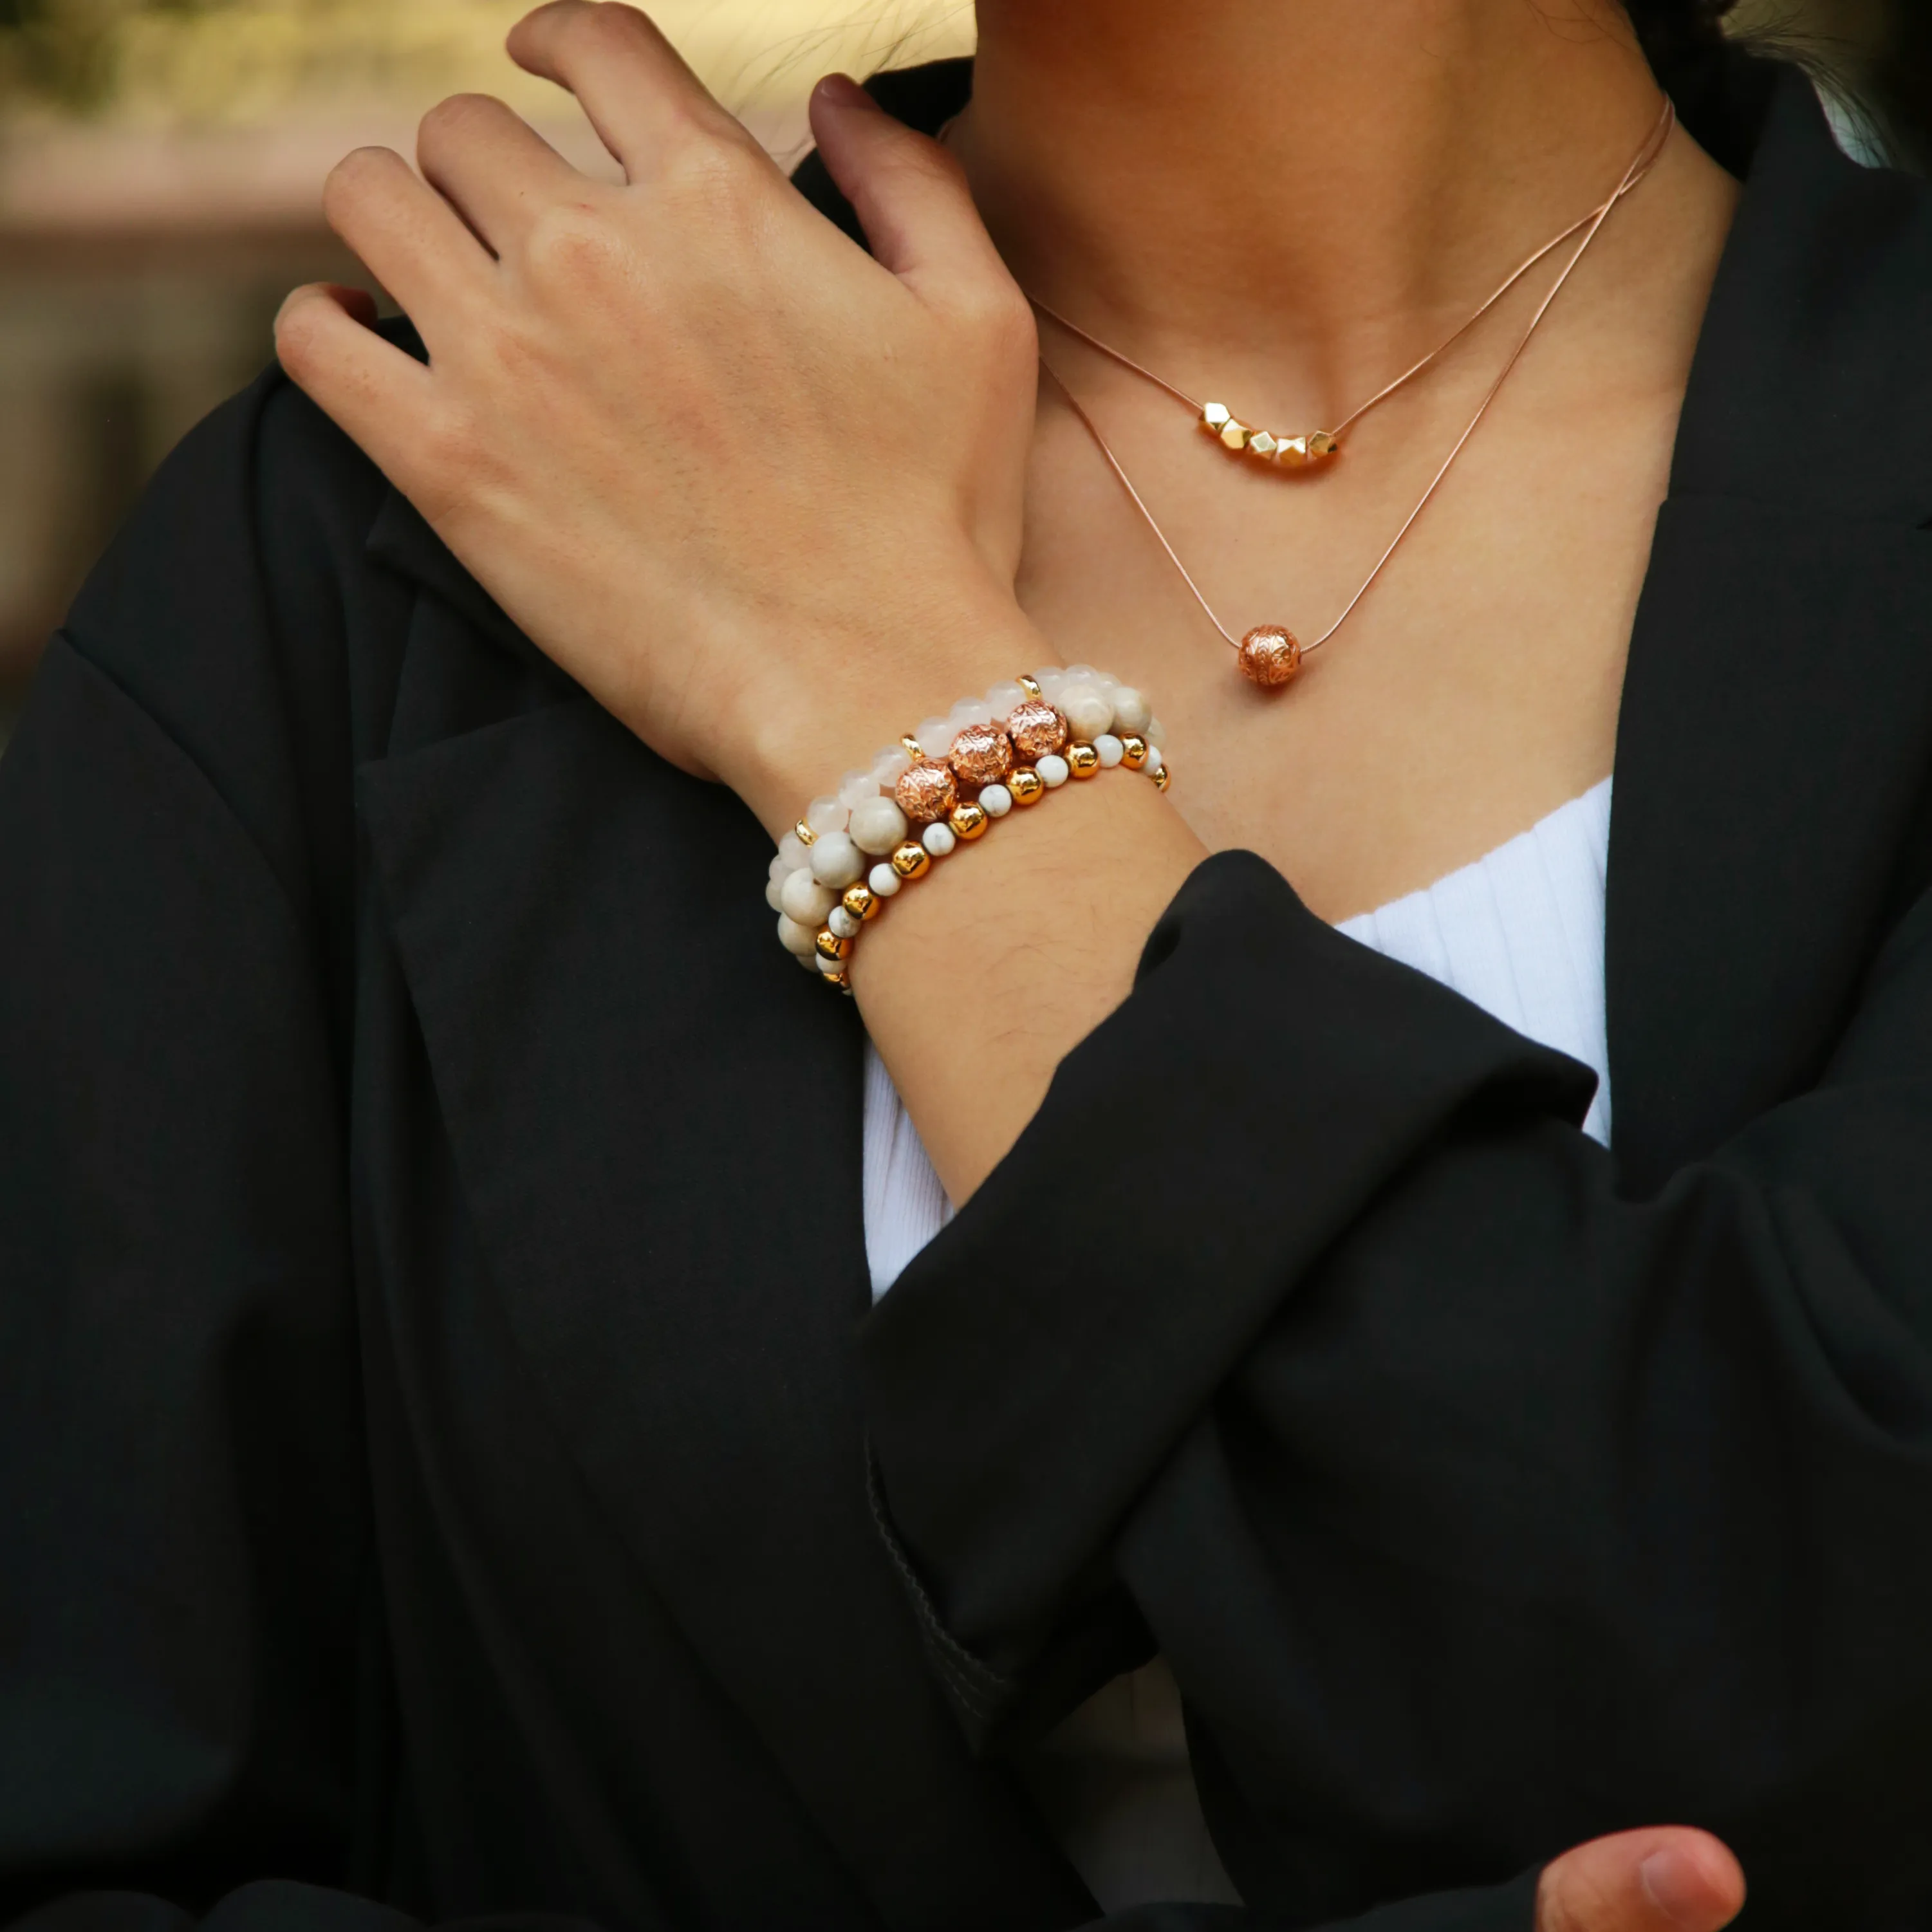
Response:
[0, 0, 1918, 747]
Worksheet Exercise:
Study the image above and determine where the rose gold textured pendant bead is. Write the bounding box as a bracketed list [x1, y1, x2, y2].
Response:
[1007, 767, 1045, 806]
[893, 758, 958, 824]
[1238, 625, 1304, 689]
[1007, 699, 1070, 759]
[947, 721, 1014, 788]
[1066, 743, 1101, 779]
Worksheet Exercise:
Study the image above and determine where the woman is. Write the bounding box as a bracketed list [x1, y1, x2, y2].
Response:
[3, 0, 1927, 1925]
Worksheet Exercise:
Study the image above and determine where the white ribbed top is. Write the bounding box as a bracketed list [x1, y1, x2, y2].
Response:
[861, 779, 1613, 1911]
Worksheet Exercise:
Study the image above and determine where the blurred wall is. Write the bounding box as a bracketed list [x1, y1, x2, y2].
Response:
[0, 0, 1906, 745]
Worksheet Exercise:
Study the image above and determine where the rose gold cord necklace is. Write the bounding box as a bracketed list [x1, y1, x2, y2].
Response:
[1038, 100, 1674, 688]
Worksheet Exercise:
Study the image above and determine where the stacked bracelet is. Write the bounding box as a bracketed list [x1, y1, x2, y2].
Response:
[766, 666, 1169, 990]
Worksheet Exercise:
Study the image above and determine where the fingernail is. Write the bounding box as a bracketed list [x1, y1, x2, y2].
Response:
[1640, 1848, 1713, 1927]
[815, 72, 873, 110]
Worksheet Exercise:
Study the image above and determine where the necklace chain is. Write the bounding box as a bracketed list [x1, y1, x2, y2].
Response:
[1037, 98, 1676, 678]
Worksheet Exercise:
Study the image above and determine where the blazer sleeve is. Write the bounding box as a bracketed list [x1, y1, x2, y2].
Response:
[860, 849, 1932, 1923]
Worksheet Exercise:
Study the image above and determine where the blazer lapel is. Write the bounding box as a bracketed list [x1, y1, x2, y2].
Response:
[356, 563, 1091, 1932]
[1607, 71, 1932, 1192]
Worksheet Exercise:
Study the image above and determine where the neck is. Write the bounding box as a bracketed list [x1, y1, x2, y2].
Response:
[951, 0, 1675, 407]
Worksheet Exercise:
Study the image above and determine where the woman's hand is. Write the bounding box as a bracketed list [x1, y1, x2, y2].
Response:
[1537, 1827, 1745, 1931]
[275, 0, 1041, 826]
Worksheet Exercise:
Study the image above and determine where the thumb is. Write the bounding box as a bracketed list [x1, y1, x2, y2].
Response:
[1537, 1828, 1746, 1932]
[807, 73, 1007, 292]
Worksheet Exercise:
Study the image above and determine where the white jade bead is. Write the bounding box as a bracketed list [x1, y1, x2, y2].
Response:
[1036, 670, 1068, 704]
[1110, 687, 1151, 734]
[765, 877, 787, 913]
[1059, 685, 1114, 743]
[768, 850, 793, 882]
[868, 863, 902, 898]
[980, 783, 1014, 817]
[777, 831, 810, 871]
[922, 821, 957, 857]
[985, 681, 1028, 721]
[809, 831, 866, 889]
[1037, 753, 1070, 788]
[949, 697, 994, 729]
[1094, 734, 1124, 768]
[780, 869, 837, 925]
[1064, 663, 1098, 682]
[817, 953, 846, 976]
[828, 906, 862, 940]
[848, 796, 909, 856]
[1030, 665, 1064, 689]
[1146, 716, 1167, 748]
[838, 768, 880, 810]
[915, 717, 953, 757]
[1144, 746, 1165, 777]
[806, 795, 848, 836]
[776, 913, 819, 958]
[871, 745, 912, 788]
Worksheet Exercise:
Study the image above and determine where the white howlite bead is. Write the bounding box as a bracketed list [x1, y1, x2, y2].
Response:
[871, 745, 912, 787]
[776, 914, 819, 958]
[922, 821, 958, 858]
[809, 831, 866, 889]
[828, 906, 862, 940]
[806, 795, 848, 836]
[1037, 754, 1070, 788]
[868, 863, 902, 898]
[980, 783, 1014, 817]
[849, 795, 910, 856]
[915, 717, 953, 758]
[1094, 734, 1124, 768]
[1109, 686, 1152, 734]
[778, 831, 811, 871]
[1059, 685, 1114, 743]
[838, 768, 880, 810]
[985, 681, 1028, 721]
[1144, 746, 1165, 777]
[781, 869, 837, 926]
[765, 877, 788, 913]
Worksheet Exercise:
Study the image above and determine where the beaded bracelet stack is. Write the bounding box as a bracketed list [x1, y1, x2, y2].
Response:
[766, 667, 1169, 990]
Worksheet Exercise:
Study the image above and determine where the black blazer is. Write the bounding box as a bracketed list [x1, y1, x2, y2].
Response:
[5, 50, 1932, 1932]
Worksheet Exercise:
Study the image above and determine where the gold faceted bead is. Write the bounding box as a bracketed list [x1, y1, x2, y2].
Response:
[794, 818, 819, 847]
[1247, 429, 1279, 460]
[894, 757, 959, 824]
[1202, 402, 1232, 434]
[1276, 436, 1309, 469]
[890, 841, 931, 880]
[949, 800, 990, 841]
[1066, 742, 1101, 779]
[1308, 430, 1339, 460]
[1007, 698, 1069, 759]
[948, 721, 1014, 787]
[1118, 733, 1148, 770]
[1220, 419, 1251, 452]
[1008, 767, 1045, 806]
[814, 928, 853, 963]
[1151, 764, 1171, 792]
[842, 883, 878, 922]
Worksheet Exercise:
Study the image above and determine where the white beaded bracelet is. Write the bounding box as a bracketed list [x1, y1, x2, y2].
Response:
[766, 666, 1169, 990]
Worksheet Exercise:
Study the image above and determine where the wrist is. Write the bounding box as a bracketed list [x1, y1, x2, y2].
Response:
[727, 568, 1045, 841]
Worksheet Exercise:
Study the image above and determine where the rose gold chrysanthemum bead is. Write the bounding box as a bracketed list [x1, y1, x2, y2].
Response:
[894, 758, 958, 823]
[947, 721, 1014, 788]
[1007, 699, 1069, 759]
[1238, 626, 1303, 688]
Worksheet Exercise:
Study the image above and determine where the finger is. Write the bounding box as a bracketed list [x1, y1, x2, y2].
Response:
[322, 145, 492, 330]
[807, 73, 1010, 293]
[417, 92, 581, 254]
[506, 1, 743, 180]
[1537, 1828, 1746, 1932]
[274, 284, 436, 490]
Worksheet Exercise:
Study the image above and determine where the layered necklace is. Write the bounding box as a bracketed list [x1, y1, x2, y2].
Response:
[1033, 98, 1675, 689]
